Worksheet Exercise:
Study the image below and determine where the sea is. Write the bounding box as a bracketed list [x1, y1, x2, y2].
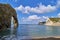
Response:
[0, 24, 60, 40]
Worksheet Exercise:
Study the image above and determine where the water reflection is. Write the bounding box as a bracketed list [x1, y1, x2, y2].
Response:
[46, 26, 60, 36]
[17, 25, 29, 36]
[0, 25, 60, 40]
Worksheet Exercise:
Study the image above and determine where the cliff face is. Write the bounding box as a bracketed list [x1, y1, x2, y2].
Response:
[45, 18, 60, 26]
[0, 4, 18, 30]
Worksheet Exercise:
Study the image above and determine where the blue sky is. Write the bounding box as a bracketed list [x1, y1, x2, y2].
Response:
[0, 0, 60, 24]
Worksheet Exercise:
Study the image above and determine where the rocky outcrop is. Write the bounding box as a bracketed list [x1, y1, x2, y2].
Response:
[38, 22, 46, 25]
[0, 3, 18, 30]
[45, 18, 60, 26]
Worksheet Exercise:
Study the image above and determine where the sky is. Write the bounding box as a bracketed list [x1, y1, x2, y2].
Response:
[0, 0, 60, 24]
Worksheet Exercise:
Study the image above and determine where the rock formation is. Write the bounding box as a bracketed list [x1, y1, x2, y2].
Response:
[38, 22, 46, 25]
[45, 18, 60, 26]
[0, 3, 18, 31]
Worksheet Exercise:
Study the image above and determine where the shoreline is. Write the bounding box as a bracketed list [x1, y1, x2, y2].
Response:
[21, 36, 60, 40]
[1, 36, 60, 40]
[21, 36, 60, 39]
[31, 36, 60, 39]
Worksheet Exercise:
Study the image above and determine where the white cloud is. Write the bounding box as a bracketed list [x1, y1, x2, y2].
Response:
[28, 15, 41, 19]
[15, 0, 60, 14]
[13, 0, 17, 2]
[51, 16, 55, 18]
[57, 13, 60, 17]
[15, 5, 30, 13]
[15, 4, 56, 13]
[42, 16, 48, 19]
[21, 15, 41, 22]
[58, 13, 60, 16]
[20, 15, 48, 24]
[22, 15, 48, 20]
[56, 0, 60, 8]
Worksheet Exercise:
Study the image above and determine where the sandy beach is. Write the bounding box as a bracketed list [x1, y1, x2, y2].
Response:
[22, 36, 60, 40]
[23, 37, 60, 40]
[32, 38, 60, 40]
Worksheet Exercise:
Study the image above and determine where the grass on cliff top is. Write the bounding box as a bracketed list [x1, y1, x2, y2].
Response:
[49, 18, 60, 22]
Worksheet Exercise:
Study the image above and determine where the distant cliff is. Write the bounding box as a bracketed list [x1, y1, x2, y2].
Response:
[45, 18, 60, 26]
[38, 22, 46, 25]
[0, 3, 18, 31]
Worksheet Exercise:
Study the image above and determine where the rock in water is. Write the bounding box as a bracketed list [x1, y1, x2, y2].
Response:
[0, 3, 18, 31]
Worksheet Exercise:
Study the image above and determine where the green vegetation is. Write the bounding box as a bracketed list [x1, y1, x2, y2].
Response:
[50, 18, 60, 23]
[0, 3, 18, 31]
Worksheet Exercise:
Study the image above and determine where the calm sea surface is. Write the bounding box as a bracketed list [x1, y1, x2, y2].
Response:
[0, 24, 60, 40]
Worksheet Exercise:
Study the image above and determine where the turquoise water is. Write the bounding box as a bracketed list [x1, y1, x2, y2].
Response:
[18, 24, 60, 37]
[0, 24, 60, 40]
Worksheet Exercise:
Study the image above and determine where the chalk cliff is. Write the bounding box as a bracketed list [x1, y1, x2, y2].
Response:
[45, 18, 60, 26]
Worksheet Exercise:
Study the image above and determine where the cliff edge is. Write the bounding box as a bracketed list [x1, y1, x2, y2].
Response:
[0, 3, 18, 31]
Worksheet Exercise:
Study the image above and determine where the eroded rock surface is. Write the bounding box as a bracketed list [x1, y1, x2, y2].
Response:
[0, 3, 18, 30]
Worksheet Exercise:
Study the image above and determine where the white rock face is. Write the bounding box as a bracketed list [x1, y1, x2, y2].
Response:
[11, 17, 18, 28]
[45, 18, 53, 25]
[45, 18, 60, 26]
